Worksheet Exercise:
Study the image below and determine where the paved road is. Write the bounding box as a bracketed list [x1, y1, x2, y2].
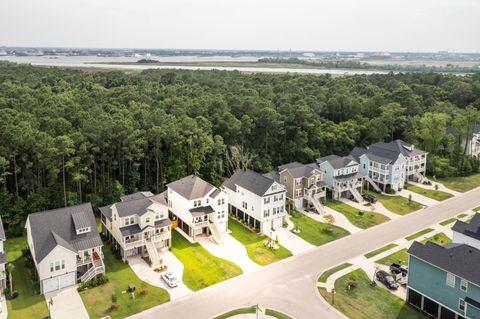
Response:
[129, 188, 480, 319]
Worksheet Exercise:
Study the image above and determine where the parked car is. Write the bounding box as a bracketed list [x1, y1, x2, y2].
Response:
[396, 274, 408, 286]
[376, 270, 399, 290]
[390, 263, 408, 276]
[348, 194, 358, 203]
[161, 271, 179, 288]
[362, 194, 377, 204]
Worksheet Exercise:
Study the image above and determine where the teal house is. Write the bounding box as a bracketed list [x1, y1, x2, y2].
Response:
[407, 214, 480, 319]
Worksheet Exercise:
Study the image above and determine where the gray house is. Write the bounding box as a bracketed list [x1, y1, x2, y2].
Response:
[265, 162, 326, 213]
[25, 203, 104, 294]
[316, 155, 364, 201]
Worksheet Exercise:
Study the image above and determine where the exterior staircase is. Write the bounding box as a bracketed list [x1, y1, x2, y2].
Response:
[80, 252, 105, 282]
[145, 239, 161, 267]
[364, 175, 382, 192]
[413, 172, 426, 184]
[347, 184, 363, 203]
[208, 220, 224, 244]
[307, 193, 325, 214]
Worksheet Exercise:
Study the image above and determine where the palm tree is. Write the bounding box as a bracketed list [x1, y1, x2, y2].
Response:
[6, 263, 14, 296]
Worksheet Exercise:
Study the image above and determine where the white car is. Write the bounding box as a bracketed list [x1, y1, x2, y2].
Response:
[161, 271, 179, 288]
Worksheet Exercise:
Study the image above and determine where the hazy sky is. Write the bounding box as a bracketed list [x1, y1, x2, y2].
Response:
[2, 0, 479, 52]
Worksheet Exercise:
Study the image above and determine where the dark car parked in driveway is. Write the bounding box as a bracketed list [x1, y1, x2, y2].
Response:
[376, 270, 399, 290]
[362, 194, 377, 204]
[390, 263, 408, 276]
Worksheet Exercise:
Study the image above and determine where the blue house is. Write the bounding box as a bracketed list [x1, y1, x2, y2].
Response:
[407, 214, 480, 319]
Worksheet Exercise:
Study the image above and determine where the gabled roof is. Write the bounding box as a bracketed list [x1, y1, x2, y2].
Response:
[27, 203, 102, 263]
[317, 155, 358, 169]
[167, 175, 215, 200]
[263, 171, 280, 183]
[0, 216, 5, 241]
[121, 191, 154, 202]
[369, 139, 425, 158]
[222, 169, 278, 197]
[99, 192, 168, 219]
[350, 146, 400, 165]
[408, 241, 480, 286]
[452, 213, 480, 241]
[278, 162, 319, 179]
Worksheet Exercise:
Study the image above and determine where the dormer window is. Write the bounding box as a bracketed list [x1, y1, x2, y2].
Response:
[76, 227, 91, 235]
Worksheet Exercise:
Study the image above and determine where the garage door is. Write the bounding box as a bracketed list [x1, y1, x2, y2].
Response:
[43, 273, 75, 294]
[43, 278, 59, 294]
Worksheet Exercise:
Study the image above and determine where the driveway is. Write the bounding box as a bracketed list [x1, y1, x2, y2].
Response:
[272, 227, 315, 255]
[128, 188, 480, 319]
[197, 234, 262, 274]
[409, 180, 461, 196]
[128, 252, 193, 300]
[398, 189, 438, 207]
[340, 198, 400, 220]
[44, 286, 89, 319]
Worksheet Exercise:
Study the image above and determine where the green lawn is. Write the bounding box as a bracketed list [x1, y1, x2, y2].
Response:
[405, 228, 433, 241]
[377, 249, 409, 266]
[364, 190, 423, 215]
[420, 232, 452, 245]
[171, 230, 242, 291]
[439, 218, 457, 226]
[228, 218, 292, 266]
[458, 213, 468, 219]
[318, 263, 352, 283]
[405, 183, 453, 201]
[5, 237, 49, 319]
[79, 245, 170, 319]
[474, 206, 480, 212]
[318, 269, 427, 319]
[364, 243, 398, 259]
[431, 173, 480, 192]
[289, 212, 350, 246]
[326, 199, 390, 229]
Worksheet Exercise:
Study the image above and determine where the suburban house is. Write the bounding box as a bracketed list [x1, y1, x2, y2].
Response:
[0, 217, 6, 289]
[264, 162, 326, 213]
[368, 140, 427, 183]
[350, 146, 407, 192]
[447, 126, 480, 158]
[222, 169, 287, 235]
[99, 191, 172, 266]
[25, 203, 104, 294]
[407, 215, 480, 319]
[166, 175, 228, 244]
[316, 155, 364, 202]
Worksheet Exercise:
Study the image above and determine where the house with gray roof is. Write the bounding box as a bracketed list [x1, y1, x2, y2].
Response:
[25, 203, 104, 294]
[368, 140, 427, 183]
[0, 217, 6, 289]
[350, 145, 407, 192]
[316, 155, 364, 201]
[166, 175, 228, 244]
[452, 213, 480, 251]
[407, 240, 480, 319]
[266, 162, 326, 213]
[99, 191, 172, 266]
[222, 169, 287, 235]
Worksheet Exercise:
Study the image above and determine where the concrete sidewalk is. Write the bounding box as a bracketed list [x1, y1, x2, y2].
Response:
[271, 220, 315, 255]
[340, 198, 400, 220]
[303, 208, 362, 234]
[398, 189, 437, 207]
[409, 180, 461, 196]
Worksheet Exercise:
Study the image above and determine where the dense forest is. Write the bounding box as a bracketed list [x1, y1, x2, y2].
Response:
[1, 61, 480, 235]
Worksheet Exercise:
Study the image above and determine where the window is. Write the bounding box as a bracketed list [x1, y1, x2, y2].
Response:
[242, 201, 248, 209]
[283, 176, 287, 182]
[460, 279, 468, 292]
[446, 272, 455, 288]
[146, 217, 150, 223]
[264, 209, 270, 217]
[55, 261, 60, 271]
[61, 260, 65, 270]
[50, 262, 54, 272]
[459, 299, 465, 311]
[130, 216, 134, 224]
[272, 184, 277, 191]
[194, 200, 201, 207]
[264, 197, 270, 204]
[279, 194, 283, 200]
[217, 198, 225, 205]
[155, 213, 159, 220]
[274, 195, 278, 202]
[125, 218, 130, 226]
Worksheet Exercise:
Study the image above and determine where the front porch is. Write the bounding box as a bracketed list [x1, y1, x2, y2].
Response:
[77, 248, 105, 283]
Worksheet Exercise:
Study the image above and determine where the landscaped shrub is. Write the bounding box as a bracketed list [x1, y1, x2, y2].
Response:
[358, 210, 364, 216]
[111, 303, 120, 311]
[4, 288, 19, 300]
[77, 274, 109, 291]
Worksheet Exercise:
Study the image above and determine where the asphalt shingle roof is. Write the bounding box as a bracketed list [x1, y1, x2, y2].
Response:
[317, 155, 358, 169]
[369, 139, 425, 158]
[27, 203, 102, 263]
[350, 146, 399, 165]
[167, 175, 215, 200]
[408, 241, 480, 286]
[189, 205, 215, 217]
[120, 191, 154, 202]
[99, 192, 168, 219]
[279, 162, 319, 179]
[452, 213, 480, 241]
[222, 169, 277, 197]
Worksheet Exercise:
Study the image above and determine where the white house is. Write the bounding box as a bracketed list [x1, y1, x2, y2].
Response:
[368, 140, 427, 183]
[222, 169, 287, 235]
[452, 213, 480, 250]
[25, 203, 104, 294]
[317, 155, 364, 201]
[0, 217, 6, 289]
[265, 162, 326, 213]
[166, 175, 228, 244]
[99, 191, 172, 266]
[351, 146, 407, 192]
